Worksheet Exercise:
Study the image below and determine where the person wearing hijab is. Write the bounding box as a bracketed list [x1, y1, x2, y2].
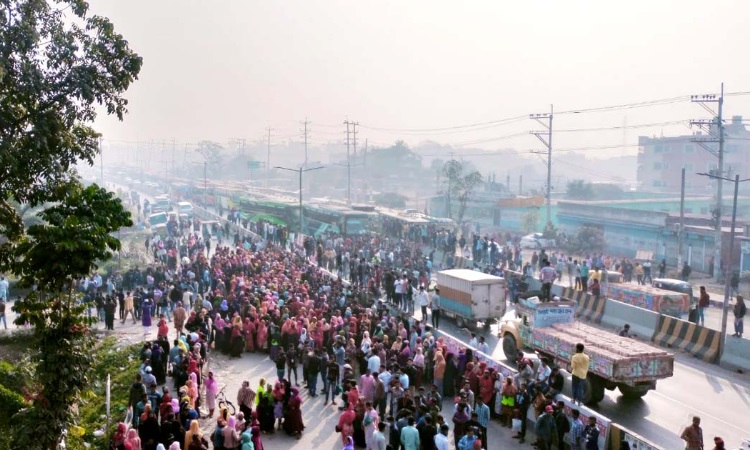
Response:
[240, 428, 255, 450]
[185, 378, 198, 411]
[113, 423, 128, 449]
[126, 428, 142, 450]
[337, 404, 356, 445]
[205, 371, 219, 418]
[185, 420, 202, 450]
[173, 301, 187, 336]
[223, 415, 241, 450]
[283, 386, 305, 438]
[250, 424, 263, 450]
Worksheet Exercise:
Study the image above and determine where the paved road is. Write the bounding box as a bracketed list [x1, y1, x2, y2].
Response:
[412, 303, 750, 449]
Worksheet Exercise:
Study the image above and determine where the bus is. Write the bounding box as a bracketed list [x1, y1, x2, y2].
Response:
[303, 203, 376, 236]
[237, 196, 298, 228]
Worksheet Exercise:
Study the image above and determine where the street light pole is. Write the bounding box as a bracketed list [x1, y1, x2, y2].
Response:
[275, 165, 324, 237]
[697, 172, 750, 359]
[204, 161, 207, 209]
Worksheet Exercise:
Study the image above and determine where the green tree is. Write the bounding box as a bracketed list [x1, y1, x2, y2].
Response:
[0, 1, 141, 448]
[566, 179, 595, 200]
[521, 208, 540, 233]
[566, 224, 606, 254]
[442, 159, 483, 227]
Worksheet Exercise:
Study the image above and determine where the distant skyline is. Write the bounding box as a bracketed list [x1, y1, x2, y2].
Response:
[90, 0, 750, 160]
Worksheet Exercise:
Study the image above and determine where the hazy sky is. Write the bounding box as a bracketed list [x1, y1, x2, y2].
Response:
[90, 0, 750, 157]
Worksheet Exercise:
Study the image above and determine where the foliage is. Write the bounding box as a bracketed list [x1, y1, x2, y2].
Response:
[566, 180, 625, 201]
[564, 224, 606, 254]
[0, 0, 142, 250]
[542, 222, 558, 240]
[8, 183, 132, 449]
[521, 209, 540, 234]
[367, 141, 423, 177]
[0, 2, 141, 448]
[442, 159, 484, 227]
[195, 140, 225, 176]
[373, 192, 407, 209]
[76, 338, 142, 450]
[0, 337, 142, 450]
[566, 179, 595, 200]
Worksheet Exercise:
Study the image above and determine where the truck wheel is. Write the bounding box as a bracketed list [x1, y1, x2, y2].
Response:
[456, 316, 467, 328]
[502, 334, 518, 362]
[618, 384, 650, 399]
[483, 320, 492, 329]
[583, 374, 605, 405]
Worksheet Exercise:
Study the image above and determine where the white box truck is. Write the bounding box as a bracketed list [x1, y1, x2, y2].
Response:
[436, 269, 507, 328]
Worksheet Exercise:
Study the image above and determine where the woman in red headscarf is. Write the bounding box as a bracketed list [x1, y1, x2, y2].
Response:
[243, 317, 256, 352]
[337, 404, 356, 445]
[257, 319, 268, 353]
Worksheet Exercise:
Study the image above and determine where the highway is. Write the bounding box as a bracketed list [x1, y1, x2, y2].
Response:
[411, 303, 750, 449]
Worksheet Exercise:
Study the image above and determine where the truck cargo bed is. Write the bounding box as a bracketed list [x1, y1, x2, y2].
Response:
[527, 322, 674, 382]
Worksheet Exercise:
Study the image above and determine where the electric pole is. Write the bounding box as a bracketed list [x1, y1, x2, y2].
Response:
[530, 105, 553, 226]
[344, 120, 357, 205]
[301, 118, 311, 167]
[266, 127, 272, 189]
[690, 84, 724, 282]
[678, 167, 685, 269]
[99, 137, 104, 185]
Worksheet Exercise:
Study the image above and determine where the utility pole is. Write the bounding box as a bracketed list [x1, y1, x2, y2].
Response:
[276, 165, 325, 237]
[678, 167, 685, 268]
[530, 105, 554, 226]
[343, 120, 357, 205]
[301, 118, 311, 168]
[447, 152, 455, 219]
[266, 127, 272, 189]
[352, 121, 359, 158]
[691, 84, 724, 282]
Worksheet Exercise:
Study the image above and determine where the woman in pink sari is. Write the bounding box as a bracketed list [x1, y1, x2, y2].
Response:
[256, 319, 268, 352]
[337, 404, 356, 445]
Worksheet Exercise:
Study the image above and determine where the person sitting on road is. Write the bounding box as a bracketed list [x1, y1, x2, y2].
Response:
[618, 324, 632, 338]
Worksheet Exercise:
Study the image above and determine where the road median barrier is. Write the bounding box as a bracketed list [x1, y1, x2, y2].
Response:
[561, 287, 605, 323]
[608, 423, 664, 450]
[652, 315, 720, 363]
[719, 334, 750, 373]
[600, 298, 659, 341]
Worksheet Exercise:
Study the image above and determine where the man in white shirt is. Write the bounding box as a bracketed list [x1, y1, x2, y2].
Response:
[478, 336, 490, 355]
[373, 421, 388, 450]
[434, 424, 451, 450]
[394, 278, 404, 311]
[367, 352, 381, 375]
[529, 358, 552, 398]
[417, 286, 430, 320]
[0, 276, 9, 301]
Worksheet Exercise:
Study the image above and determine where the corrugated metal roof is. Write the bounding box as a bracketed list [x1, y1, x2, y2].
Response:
[439, 269, 504, 283]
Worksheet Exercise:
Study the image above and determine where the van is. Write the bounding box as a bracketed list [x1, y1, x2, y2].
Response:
[177, 201, 194, 219]
[148, 212, 168, 230]
[152, 195, 171, 213]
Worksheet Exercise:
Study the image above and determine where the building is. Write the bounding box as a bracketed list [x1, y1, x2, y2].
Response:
[557, 199, 750, 273]
[637, 115, 750, 194]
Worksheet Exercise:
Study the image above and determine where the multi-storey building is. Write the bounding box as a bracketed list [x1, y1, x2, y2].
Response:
[637, 115, 750, 194]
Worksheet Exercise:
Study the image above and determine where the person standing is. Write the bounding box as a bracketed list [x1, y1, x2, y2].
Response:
[733, 295, 746, 338]
[434, 424, 451, 450]
[0, 300, 7, 330]
[571, 343, 590, 406]
[417, 285, 430, 321]
[372, 422, 388, 450]
[658, 259, 667, 278]
[103, 297, 116, 331]
[0, 275, 9, 301]
[534, 405, 558, 450]
[583, 416, 600, 450]
[539, 260, 557, 302]
[430, 288, 441, 329]
[400, 416, 420, 450]
[237, 381, 256, 420]
[681, 262, 692, 282]
[569, 409, 585, 450]
[698, 286, 710, 327]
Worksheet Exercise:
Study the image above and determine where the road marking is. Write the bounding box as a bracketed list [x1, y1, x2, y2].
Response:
[649, 388, 748, 433]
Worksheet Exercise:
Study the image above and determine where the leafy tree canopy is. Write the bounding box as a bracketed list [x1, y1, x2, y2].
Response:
[0, 2, 141, 448]
[0, 0, 142, 244]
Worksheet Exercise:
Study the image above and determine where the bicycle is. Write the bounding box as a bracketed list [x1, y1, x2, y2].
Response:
[216, 385, 236, 415]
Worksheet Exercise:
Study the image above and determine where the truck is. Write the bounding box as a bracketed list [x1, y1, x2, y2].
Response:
[435, 269, 507, 328]
[602, 283, 692, 318]
[500, 296, 674, 405]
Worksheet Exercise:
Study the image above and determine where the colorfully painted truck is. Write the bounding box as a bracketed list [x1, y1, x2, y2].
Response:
[602, 283, 692, 318]
[500, 296, 674, 405]
[436, 269, 507, 328]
